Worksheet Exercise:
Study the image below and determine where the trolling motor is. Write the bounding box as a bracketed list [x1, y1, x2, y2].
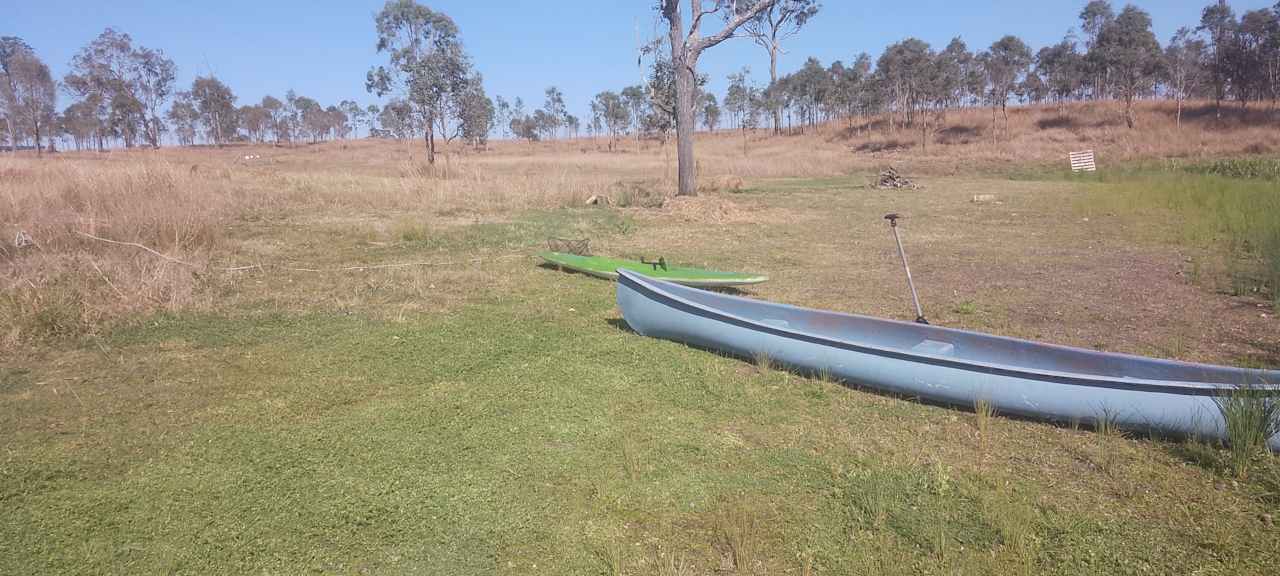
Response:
[884, 213, 928, 325]
[639, 256, 668, 271]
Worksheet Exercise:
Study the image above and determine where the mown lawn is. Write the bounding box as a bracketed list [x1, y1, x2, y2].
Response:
[3, 174, 1279, 574]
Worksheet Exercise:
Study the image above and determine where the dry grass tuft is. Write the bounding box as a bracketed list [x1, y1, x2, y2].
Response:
[753, 350, 774, 374]
[717, 505, 762, 574]
[699, 174, 746, 193]
[660, 194, 745, 224]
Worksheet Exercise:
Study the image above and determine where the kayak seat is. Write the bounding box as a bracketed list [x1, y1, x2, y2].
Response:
[911, 339, 956, 357]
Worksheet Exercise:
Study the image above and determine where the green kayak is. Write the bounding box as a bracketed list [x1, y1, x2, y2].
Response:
[538, 252, 768, 287]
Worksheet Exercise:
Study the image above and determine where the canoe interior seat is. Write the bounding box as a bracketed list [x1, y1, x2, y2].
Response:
[911, 339, 956, 357]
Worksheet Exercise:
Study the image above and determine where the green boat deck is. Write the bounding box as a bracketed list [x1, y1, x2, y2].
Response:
[538, 252, 768, 287]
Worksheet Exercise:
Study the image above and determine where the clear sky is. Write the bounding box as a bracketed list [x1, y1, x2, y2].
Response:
[8, 1, 1278, 120]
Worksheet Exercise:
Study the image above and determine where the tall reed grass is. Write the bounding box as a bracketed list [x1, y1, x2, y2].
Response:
[1214, 383, 1280, 480]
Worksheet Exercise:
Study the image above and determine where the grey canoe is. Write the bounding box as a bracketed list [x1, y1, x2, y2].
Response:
[616, 270, 1280, 450]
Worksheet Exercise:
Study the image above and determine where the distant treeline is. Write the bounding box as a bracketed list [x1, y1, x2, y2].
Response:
[592, 0, 1280, 143]
[1, 0, 1277, 154]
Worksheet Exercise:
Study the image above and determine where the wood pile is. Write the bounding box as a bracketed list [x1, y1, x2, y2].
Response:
[874, 167, 919, 189]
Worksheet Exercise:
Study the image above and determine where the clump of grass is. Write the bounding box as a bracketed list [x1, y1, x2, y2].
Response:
[848, 469, 897, 530]
[1214, 383, 1280, 480]
[753, 350, 774, 374]
[953, 301, 978, 315]
[928, 460, 953, 497]
[1185, 158, 1280, 181]
[610, 179, 669, 208]
[718, 506, 761, 574]
[1094, 407, 1122, 439]
[621, 437, 642, 482]
[650, 546, 693, 576]
[974, 398, 997, 440]
[597, 539, 627, 576]
[391, 217, 431, 242]
[981, 484, 1041, 570]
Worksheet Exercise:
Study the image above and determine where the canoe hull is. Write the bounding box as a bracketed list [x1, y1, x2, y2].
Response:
[616, 270, 1280, 450]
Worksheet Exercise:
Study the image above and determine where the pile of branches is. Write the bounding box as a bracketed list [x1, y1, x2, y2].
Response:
[874, 167, 920, 189]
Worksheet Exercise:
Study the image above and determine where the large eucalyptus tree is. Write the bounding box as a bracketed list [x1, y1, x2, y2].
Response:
[5, 51, 56, 156]
[367, 0, 471, 164]
[64, 29, 176, 149]
[659, 0, 778, 197]
[1095, 5, 1164, 129]
[0, 36, 33, 152]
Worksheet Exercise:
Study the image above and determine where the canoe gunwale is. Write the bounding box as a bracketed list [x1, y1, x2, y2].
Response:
[617, 270, 1279, 397]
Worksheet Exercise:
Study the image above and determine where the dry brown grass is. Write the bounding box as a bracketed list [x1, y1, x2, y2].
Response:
[3, 98, 1277, 350]
[824, 99, 1280, 172]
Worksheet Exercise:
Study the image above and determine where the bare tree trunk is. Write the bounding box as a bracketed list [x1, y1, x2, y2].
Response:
[670, 7, 697, 197]
[991, 104, 997, 145]
[1001, 101, 1009, 139]
[663, 0, 776, 197]
[769, 42, 781, 134]
[212, 112, 224, 148]
[424, 112, 437, 165]
[4, 117, 14, 153]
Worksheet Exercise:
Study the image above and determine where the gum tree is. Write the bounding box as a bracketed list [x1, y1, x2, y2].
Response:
[1096, 5, 1164, 129]
[6, 51, 56, 155]
[0, 36, 33, 152]
[659, 0, 778, 197]
[1165, 27, 1207, 128]
[367, 0, 470, 164]
[978, 35, 1032, 142]
[740, 0, 820, 133]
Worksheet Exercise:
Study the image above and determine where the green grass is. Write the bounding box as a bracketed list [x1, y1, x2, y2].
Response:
[4, 175, 1280, 574]
[5, 273, 1276, 574]
[1185, 158, 1280, 181]
[1076, 169, 1280, 307]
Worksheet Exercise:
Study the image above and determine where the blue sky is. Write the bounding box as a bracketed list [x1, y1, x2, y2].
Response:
[9, 1, 1278, 119]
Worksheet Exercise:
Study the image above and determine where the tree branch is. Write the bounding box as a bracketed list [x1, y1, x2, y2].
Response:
[690, 0, 778, 57]
[689, 1, 717, 38]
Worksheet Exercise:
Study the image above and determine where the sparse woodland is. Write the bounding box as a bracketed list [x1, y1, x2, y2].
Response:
[2, 1, 1279, 157]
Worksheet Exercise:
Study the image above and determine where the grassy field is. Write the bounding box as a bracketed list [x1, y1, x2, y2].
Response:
[3, 104, 1280, 574]
[1078, 161, 1280, 308]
